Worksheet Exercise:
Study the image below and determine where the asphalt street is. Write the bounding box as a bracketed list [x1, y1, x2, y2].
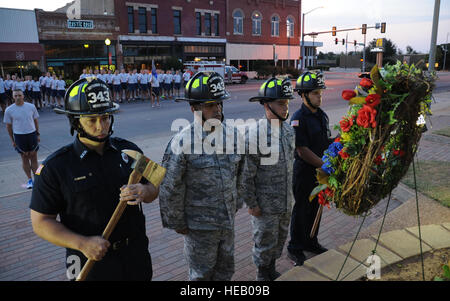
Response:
[1, 70, 449, 195]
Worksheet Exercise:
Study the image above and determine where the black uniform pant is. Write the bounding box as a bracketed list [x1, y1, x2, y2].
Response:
[67, 236, 152, 281]
[288, 160, 321, 253]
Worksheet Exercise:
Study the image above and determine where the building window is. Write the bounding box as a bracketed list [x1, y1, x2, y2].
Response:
[252, 11, 262, 36]
[214, 14, 219, 36]
[127, 6, 134, 33]
[138, 7, 147, 33]
[233, 10, 243, 34]
[205, 13, 211, 36]
[287, 16, 294, 37]
[151, 8, 157, 33]
[173, 10, 181, 34]
[196, 12, 201, 35]
[271, 15, 279, 36]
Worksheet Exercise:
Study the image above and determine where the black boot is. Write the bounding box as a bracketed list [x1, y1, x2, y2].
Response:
[256, 266, 272, 281]
[269, 259, 281, 280]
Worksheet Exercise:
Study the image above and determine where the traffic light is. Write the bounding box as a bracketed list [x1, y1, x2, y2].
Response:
[342, 39, 345, 45]
[381, 22, 386, 33]
[335, 38, 338, 45]
[332, 26, 336, 36]
[354, 40, 357, 46]
[362, 24, 367, 34]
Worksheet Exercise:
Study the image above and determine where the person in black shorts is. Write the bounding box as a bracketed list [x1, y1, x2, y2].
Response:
[4, 89, 40, 189]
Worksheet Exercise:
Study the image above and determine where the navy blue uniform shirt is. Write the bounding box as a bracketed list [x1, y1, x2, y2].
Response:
[290, 103, 332, 169]
[30, 137, 149, 249]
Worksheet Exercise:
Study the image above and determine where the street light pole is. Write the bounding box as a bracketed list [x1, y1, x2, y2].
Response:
[105, 38, 111, 71]
[300, 6, 324, 71]
[428, 0, 440, 72]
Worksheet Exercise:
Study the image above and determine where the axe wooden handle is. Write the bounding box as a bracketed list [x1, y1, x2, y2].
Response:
[76, 170, 142, 281]
[310, 205, 323, 239]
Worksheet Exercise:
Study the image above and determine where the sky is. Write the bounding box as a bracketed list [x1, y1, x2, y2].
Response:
[0, 0, 449, 54]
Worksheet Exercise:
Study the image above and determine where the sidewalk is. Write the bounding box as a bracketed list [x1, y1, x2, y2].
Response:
[0, 91, 449, 281]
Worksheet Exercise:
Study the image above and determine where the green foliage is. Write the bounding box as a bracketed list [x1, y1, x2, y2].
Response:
[161, 57, 183, 71]
[434, 264, 450, 281]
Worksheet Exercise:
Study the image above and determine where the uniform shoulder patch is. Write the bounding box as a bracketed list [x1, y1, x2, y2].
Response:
[35, 164, 44, 175]
[291, 120, 299, 127]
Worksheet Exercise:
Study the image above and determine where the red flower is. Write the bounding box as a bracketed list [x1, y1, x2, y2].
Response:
[365, 94, 381, 108]
[342, 90, 356, 101]
[393, 149, 405, 157]
[356, 105, 377, 128]
[339, 148, 350, 159]
[374, 155, 383, 165]
[340, 116, 354, 132]
[334, 137, 341, 143]
[318, 191, 331, 208]
[324, 188, 334, 198]
[360, 78, 373, 89]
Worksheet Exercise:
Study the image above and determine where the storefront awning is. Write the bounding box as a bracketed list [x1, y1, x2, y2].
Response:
[0, 43, 44, 62]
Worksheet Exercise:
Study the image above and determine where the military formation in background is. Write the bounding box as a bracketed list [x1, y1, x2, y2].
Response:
[0, 67, 192, 115]
[2, 64, 332, 281]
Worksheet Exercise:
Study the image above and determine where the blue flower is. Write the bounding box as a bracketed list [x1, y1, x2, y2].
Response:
[327, 142, 343, 158]
[322, 161, 335, 175]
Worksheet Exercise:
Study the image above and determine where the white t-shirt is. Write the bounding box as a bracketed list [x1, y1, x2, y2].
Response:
[0, 79, 5, 94]
[164, 74, 173, 84]
[158, 74, 165, 84]
[32, 81, 41, 92]
[112, 74, 121, 85]
[139, 73, 148, 84]
[45, 77, 52, 88]
[51, 79, 58, 90]
[13, 81, 26, 92]
[3, 102, 39, 134]
[174, 74, 181, 83]
[129, 73, 138, 84]
[57, 80, 66, 90]
[183, 72, 191, 82]
[151, 75, 160, 88]
[120, 73, 129, 83]
[39, 76, 46, 86]
[4, 80, 13, 90]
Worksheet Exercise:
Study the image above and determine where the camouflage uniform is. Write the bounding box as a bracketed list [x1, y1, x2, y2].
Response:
[159, 121, 246, 281]
[241, 118, 295, 268]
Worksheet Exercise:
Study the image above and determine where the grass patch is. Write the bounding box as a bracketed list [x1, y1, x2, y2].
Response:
[433, 126, 450, 137]
[401, 160, 450, 208]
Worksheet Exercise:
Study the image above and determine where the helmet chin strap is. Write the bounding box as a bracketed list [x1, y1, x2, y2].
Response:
[304, 92, 319, 110]
[73, 115, 115, 143]
[267, 102, 289, 122]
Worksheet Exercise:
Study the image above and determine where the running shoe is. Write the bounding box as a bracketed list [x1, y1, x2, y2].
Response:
[26, 179, 33, 189]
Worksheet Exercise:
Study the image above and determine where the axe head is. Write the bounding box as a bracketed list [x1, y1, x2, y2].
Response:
[122, 150, 167, 187]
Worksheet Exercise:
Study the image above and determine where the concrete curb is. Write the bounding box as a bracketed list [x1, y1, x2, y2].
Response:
[277, 223, 450, 281]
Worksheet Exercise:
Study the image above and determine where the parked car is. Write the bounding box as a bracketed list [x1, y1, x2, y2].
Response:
[225, 65, 248, 84]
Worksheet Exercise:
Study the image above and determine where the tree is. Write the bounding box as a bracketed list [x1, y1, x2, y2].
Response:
[364, 38, 398, 65]
[406, 46, 418, 54]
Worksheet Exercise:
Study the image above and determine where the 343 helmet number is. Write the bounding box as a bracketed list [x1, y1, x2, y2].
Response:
[87, 91, 110, 104]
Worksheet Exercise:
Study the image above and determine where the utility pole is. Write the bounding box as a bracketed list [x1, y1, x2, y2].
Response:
[345, 33, 348, 69]
[428, 0, 440, 72]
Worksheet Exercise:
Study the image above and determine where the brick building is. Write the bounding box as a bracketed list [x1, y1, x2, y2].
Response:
[226, 0, 301, 72]
[35, 5, 118, 79]
[114, 0, 227, 70]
